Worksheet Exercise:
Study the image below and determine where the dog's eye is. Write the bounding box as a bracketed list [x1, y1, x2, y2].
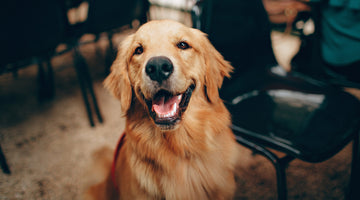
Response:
[134, 46, 143, 55]
[177, 41, 190, 50]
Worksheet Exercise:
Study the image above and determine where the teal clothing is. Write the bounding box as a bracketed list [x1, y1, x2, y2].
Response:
[312, 0, 360, 66]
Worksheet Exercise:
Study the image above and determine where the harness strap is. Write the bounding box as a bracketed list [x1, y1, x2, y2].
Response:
[111, 132, 126, 190]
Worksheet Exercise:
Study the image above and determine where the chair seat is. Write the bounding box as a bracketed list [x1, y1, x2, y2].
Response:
[227, 66, 360, 163]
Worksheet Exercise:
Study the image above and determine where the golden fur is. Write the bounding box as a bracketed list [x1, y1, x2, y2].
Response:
[87, 20, 239, 200]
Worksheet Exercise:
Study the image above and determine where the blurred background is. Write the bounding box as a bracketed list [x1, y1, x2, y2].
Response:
[1, 0, 359, 199]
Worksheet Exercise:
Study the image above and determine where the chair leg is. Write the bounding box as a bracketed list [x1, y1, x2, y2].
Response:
[0, 144, 11, 174]
[45, 58, 55, 99]
[37, 58, 55, 101]
[73, 47, 95, 126]
[105, 32, 115, 75]
[37, 61, 46, 99]
[276, 155, 295, 200]
[235, 135, 293, 200]
[73, 47, 103, 126]
[349, 130, 360, 200]
[81, 56, 103, 124]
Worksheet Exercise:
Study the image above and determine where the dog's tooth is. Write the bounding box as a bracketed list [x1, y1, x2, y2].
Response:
[171, 103, 177, 116]
[172, 103, 176, 112]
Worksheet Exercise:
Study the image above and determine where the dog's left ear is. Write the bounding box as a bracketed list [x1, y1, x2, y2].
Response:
[197, 30, 233, 103]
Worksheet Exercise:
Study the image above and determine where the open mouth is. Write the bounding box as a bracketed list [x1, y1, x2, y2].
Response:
[145, 84, 195, 129]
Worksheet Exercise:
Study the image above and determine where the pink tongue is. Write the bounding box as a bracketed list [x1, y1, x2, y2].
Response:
[152, 95, 181, 115]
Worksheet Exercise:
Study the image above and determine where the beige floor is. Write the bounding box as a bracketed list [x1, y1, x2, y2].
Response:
[0, 6, 356, 200]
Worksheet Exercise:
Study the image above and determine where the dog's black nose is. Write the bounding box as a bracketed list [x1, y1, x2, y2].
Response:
[145, 56, 173, 83]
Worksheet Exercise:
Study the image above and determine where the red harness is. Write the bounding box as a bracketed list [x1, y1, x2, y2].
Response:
[111, 132, 126, 190]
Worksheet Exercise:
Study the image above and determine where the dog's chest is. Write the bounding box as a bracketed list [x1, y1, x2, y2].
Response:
[130, 152, 228, 200]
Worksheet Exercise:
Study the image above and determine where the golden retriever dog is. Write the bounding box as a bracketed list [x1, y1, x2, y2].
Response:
[88, 20, 239, 200]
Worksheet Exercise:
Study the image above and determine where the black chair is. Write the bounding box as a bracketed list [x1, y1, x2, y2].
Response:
[192, 0, 360, 199]
[0, 0, 68, 174]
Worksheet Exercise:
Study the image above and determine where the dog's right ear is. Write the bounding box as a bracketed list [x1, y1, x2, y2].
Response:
[194, 30, 233, 103]
[104, 34, 134, 114]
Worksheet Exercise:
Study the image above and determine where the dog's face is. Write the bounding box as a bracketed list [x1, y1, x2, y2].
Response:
[105, 20, 232, 130]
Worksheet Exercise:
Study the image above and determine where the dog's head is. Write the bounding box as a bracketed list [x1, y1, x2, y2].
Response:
[105, 20, 232, 130]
